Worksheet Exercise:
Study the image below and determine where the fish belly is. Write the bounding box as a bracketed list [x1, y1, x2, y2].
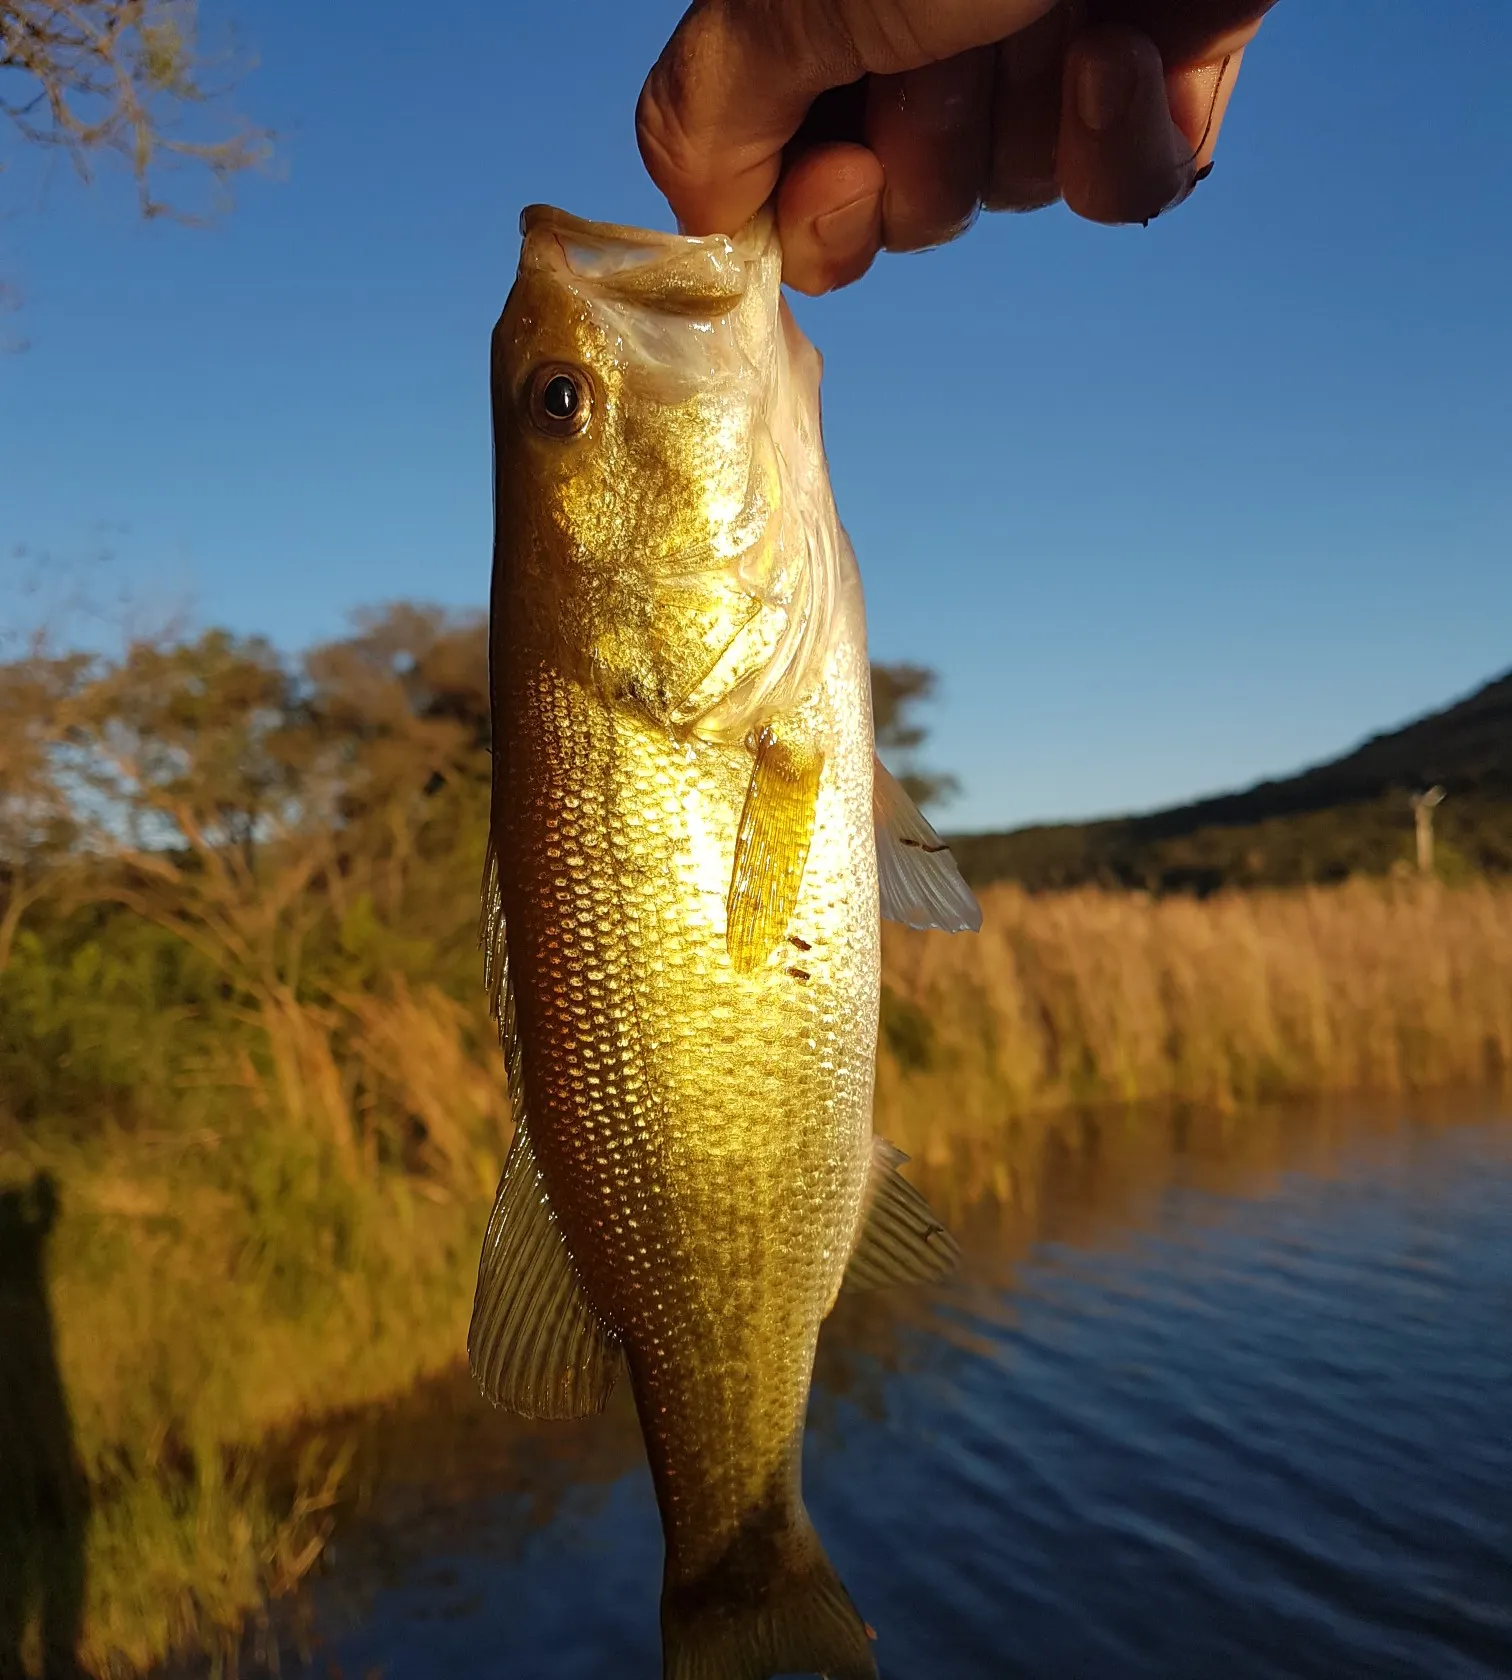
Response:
[498, 660, 878, 1573]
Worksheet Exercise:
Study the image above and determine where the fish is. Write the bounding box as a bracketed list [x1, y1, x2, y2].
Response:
[468, 204, 981, 1680]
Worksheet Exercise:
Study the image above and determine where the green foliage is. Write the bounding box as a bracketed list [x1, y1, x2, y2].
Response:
[0, 915, 209, 1128]
[0, 604, 503, 1676]
[951, 668, 1512, 892]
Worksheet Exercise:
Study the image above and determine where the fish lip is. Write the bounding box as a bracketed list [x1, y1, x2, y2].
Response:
[519, 204, 776, 317]
[519, 204, 738, 257]
[519, 204, 778, 277]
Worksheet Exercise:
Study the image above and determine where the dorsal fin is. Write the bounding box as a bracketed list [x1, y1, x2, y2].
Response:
[873, 758, 982, 934]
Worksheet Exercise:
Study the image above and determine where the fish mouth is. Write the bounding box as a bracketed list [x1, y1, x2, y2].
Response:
[520, 204, 734, 255]
[519, 204, 777, 317]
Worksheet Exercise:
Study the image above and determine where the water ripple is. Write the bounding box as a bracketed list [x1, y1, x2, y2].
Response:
[280, 1106, 1512, 1680]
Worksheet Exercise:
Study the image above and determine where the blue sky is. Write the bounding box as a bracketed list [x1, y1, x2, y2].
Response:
[2, 2, 1508, 831]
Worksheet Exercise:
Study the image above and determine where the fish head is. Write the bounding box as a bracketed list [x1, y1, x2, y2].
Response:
[490, 206, 843, 743]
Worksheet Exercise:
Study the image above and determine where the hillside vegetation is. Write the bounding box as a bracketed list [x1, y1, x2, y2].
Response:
[951, 669, 1512, 891]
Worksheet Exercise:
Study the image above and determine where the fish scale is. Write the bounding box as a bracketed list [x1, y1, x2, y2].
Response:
[499, 652, 876, 1569]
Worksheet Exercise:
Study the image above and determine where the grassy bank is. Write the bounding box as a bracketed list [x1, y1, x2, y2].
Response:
[0, 992, 505, 1675]
[3, 877, 1508, 1674]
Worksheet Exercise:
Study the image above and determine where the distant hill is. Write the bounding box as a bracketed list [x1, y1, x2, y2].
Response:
[950, 668, 1512, 893]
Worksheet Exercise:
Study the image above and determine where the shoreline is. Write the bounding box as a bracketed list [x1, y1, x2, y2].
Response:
[3, 877, 1509, 1677]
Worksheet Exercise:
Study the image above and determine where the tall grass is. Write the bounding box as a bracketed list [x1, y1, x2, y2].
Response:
[877, 877, 1511, 1159]
[1, 876, 1508, 1676]
[0, 979, 505, 1677]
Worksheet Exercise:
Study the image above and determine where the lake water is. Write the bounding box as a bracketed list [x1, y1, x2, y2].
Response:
[270, 1097, 1512, 1680]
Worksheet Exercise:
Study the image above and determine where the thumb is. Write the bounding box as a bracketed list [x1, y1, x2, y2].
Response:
[639, 0, 1059, 235]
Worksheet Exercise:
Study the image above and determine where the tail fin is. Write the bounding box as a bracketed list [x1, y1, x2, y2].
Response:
[662, 1514, 878, 1680]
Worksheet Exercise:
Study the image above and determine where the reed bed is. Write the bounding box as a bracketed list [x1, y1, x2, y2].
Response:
[877, 877, 1511, 1159]
[2, 876, 1508, 1676]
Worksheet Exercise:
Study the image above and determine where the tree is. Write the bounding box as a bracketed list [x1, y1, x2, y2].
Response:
[870, 661, 959, 810]
[0, 607, 495, 1165]
[0, 639, 89, 968]
[1, 0, 265, 217]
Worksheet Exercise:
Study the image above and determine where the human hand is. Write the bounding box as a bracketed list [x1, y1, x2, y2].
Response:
[638, 1, 1276, 293]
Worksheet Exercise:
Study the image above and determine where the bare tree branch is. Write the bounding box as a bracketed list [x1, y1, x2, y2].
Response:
[1, 0, 267, 218]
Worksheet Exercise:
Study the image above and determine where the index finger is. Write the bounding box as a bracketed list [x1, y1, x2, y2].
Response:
[637, 0, 1059, 235]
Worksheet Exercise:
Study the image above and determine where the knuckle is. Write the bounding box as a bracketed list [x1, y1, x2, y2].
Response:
[635, 74, 704, 193]
[836, 0, 929, 68]
[636, 2, 726, 192]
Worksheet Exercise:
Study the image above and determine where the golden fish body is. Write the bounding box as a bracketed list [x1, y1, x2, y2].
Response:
[470, 207, 979, 1680]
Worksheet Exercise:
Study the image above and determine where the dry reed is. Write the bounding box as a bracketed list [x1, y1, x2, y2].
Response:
[877, 877, 1511, 1160]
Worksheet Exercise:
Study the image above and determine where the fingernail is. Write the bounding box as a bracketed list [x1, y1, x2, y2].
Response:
[1075, 52, 1136, 134]
[813, 192, 880, 253]
[1154, 160, 1207, 220]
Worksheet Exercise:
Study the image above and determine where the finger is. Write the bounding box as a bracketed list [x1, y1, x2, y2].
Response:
[638, 0, 1058, 235]
[1084, 0, 1274, 70]
[984, 4, 1074, 214]
[1167, 45, 1247, 172]
[1057, 24, 1195, 225]
[775, 142, 886, 295]
[865, 48, 996, 253]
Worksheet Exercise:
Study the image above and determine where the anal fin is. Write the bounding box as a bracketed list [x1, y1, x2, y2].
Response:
[726, 720, 824, 973]
[468, 1122, 622, 1419]
[842, 1136, 961, 1294]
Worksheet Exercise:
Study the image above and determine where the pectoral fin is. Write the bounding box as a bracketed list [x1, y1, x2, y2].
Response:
[468, 1119, 623, 1419]
[842, 1137, 961, 1294]
[726, 722, 824, 973]
[873, 757, 982, 934]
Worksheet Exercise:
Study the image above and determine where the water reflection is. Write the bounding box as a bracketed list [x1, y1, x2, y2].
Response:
[236, 1096, 1512, 1679]
[0, 1174, 89, 1680]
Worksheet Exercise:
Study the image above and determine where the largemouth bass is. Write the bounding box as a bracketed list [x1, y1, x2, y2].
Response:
[469, 205, 980, 1680]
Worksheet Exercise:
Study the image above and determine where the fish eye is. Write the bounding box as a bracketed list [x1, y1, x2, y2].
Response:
[528, 364, 593, 438]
